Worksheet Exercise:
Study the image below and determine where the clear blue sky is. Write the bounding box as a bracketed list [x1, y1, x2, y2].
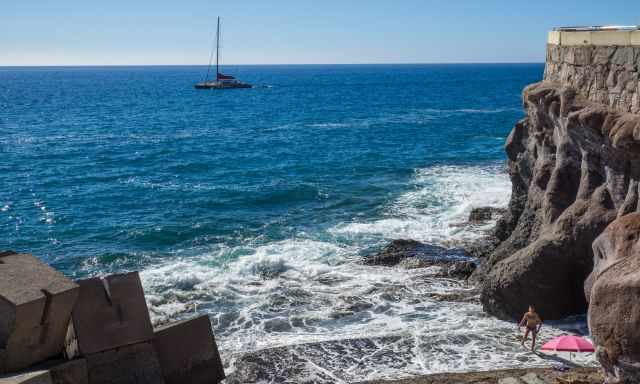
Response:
[2, 0, 639, 65]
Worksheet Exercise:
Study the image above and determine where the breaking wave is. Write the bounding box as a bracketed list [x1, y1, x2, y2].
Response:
[136, 163, 593, 380]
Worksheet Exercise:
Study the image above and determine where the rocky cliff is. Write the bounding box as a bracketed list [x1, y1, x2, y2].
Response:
[587, 213, 640, 383]
[476, 39, 640, 321]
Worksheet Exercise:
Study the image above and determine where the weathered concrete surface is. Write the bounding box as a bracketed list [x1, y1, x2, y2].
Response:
[0, 370, 51, 384]
[71, 272, 154, 355]
[153, 315, 225, 384]
[475, 82, 640, 320]
[47, 359, 88, 384]
[548, 30, 640, 47]
[360, 367, 601, 384]
[0, 251, 79, 373]
[545, 44, 640, 114]
[586, 213, 640, 383]
[85, 342, 164, 384]
[13, 359, 90, 384]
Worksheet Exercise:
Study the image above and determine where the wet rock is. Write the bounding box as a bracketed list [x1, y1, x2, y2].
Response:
[397, 257, 430, 269]
[363, 239, 469, 266]
[586, 213, 640, 384]
[425, 289, 479, 303]
[469, 207, 507, 223]
[336, 295, 373, 313]
[364, 240, 477, 279]
[262, 318, 292, 333]
[444, 261, 476, 278]
[460, 237, 499, 259]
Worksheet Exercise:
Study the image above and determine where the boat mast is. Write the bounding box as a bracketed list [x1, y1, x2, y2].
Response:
[216, 16, 220, 81]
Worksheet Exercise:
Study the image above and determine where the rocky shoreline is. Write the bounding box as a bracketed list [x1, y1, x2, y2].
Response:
[471, 36, 640, 383]
[4, 30, 640, 384]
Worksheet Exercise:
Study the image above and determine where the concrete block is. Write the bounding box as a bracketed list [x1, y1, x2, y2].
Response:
[0, 251, 79, 373]
[85, 342, 164, 384]
[560, 31, 591, 46]
[632, 31, 640, 46]
[0, 359, 87, 384]
[547, 31, 561, 45]
[153, 315, 225, 384]
[591, 30, 631, 46]
[0, 370, 51, 384]
[47, 360, 88, 384]
[71, 272, 153, 355]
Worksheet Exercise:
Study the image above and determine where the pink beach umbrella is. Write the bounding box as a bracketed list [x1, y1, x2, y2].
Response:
[541, 335, 594, 361]
[541, 335, 595, 352]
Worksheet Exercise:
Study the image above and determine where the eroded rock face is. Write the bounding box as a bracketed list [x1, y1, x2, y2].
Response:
[587, 213, 640, 383]
[476, 81, 640, 320]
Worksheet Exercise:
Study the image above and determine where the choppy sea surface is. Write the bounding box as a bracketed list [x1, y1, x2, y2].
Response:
[0, 64, 593, 381]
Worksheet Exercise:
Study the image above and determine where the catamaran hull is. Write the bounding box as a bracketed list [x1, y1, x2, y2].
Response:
[194, 82, 252, 90]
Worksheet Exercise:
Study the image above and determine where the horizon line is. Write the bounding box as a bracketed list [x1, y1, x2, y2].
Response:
[0, 61, 545, 68]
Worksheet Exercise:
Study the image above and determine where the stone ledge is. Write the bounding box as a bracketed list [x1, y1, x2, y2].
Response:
[548, 30, 640, 46]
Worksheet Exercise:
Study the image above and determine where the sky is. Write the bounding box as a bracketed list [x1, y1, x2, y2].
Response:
[2, 0, 640, 66]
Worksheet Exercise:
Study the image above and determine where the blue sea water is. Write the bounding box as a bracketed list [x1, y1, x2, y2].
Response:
[2, 64, 586, 380]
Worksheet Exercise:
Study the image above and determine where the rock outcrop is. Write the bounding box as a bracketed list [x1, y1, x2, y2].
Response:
[364, 239, 476, 279]
[476, 40, 640, 320]
[586, 213, 640, 383]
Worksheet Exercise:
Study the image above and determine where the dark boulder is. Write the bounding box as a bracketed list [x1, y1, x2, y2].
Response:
[363, 239, 476, 279]
[363, 239, 468, 266]
[445, 260, 477, 278]
[587, 213, 640, 383]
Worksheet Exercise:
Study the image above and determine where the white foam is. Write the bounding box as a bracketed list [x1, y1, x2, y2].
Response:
[134, 163, 589, 382]
[331, 165, 510, 243]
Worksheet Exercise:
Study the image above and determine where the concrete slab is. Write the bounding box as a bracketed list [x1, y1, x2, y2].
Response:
[632, 31, 640, 46]
[85, 342, 164, 384]
[153, 315, 225, 384]
[71, 272, 153, 355]
[21, 359, 88, 384]
[0, 370, 52, 384]
[591, 30, 631, 46]
[548, 31, 561, 45]
[560, 31, 591, 46]
[48, 360, 88, 384]
[0, 252, 79, 373]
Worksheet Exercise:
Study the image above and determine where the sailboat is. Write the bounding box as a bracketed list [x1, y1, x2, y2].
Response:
[195, 17, 252, 89]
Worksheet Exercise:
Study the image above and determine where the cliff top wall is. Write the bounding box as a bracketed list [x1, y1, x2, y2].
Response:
[545, 27, 640, 114]
[548, 28, 640, 47]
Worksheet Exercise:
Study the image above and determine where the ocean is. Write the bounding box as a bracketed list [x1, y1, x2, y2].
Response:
[0, 64, 590, 381]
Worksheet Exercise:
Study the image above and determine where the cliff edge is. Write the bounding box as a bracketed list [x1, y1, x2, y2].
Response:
[476, 29, 640, 320]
